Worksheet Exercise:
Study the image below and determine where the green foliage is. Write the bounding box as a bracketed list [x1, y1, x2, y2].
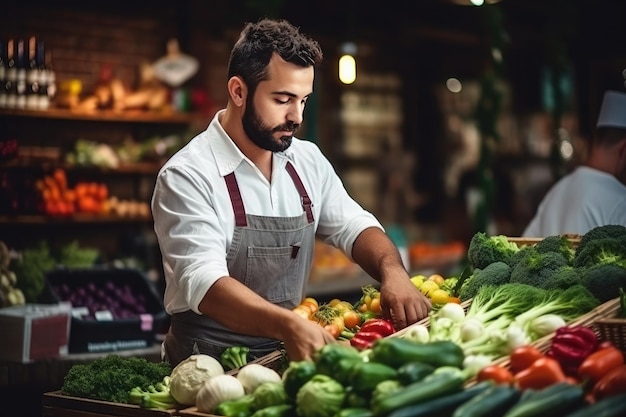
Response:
[513, 284, 600, 330]
[11, 241, 56, 303]
[459, 261, 511, 301]
[221, 346, 250, 370]
[62, 354, 172, 403]
[128, 376, 177, 409]
[58, 240, 100, 268]
[467, 232, 520, 270]
[465, 283, 546, 324]
[509, 247, 570, 289]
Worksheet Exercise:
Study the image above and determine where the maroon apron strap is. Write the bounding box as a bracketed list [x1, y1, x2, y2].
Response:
[224, 172, 247, 227]
[285, 161, 314, 223]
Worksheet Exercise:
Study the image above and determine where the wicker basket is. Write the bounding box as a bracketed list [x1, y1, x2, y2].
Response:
[488, 297, 624, 370]
[506, 235, 581, 248]
[593, 317, 626, 353]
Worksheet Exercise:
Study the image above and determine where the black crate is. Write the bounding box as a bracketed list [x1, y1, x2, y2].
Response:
[44, 267, 168, 354]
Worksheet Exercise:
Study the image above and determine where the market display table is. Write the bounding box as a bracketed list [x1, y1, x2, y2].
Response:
[0, 344, 162, 417]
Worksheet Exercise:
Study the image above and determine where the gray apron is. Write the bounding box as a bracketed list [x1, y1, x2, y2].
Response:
[163, 161, 316, 366]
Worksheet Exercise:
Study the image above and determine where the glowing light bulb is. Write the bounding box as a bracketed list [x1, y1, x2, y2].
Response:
[339, 54, 356, 84]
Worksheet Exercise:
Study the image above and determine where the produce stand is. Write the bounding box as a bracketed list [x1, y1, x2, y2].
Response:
[42, 390, 180, 417]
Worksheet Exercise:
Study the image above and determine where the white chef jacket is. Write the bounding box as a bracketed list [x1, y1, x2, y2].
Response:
[151, 110, 383, 315]
[523, 166, 626, 237]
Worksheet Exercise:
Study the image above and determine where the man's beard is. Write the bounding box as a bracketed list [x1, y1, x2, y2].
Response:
[242, 102, 299, 152]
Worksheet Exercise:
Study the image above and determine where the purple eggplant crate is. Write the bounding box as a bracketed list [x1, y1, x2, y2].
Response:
[44, 267, 167, 353]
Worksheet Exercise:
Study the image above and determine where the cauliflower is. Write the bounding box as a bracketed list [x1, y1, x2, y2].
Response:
[169, 354, 225, 405]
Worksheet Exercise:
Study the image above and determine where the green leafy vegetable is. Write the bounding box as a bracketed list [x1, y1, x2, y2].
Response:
[62, 354, 172, 403]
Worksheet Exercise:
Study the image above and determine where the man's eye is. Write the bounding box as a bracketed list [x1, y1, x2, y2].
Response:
[276, 98, 289, 104]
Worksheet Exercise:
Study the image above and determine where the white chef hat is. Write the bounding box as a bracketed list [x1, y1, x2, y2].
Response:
[596, 90, 626, 128]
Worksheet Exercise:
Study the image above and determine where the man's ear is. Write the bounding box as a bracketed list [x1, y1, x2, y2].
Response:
[227, 76, 247, 107]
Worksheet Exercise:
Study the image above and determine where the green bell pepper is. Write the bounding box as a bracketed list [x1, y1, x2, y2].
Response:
[281, 360, 317, 400]
[214, 394, 255, 417]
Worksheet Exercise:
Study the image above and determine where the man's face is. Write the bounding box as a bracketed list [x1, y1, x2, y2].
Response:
[242, 54, 314, 152]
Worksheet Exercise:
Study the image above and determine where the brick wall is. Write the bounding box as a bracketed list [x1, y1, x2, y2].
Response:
[1, 1, 232, 110]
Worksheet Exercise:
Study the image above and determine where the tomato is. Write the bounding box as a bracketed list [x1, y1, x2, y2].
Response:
[369, 297, 382, 314]
[301, 300, 318, 315]
[429, 289, 450, 304]
[324, 323, 342, 339]
[302, 297, 319, 308]
[509, 345, 545, 374]
[292, 305, 312, 320]
[476, 365, 514, 385]
[333, 300, 354, 313]
[428, 274, 445, 286]
[419, 280, 439, 296]
[342, 309, 362, 330]
[328, 298, 342, 307]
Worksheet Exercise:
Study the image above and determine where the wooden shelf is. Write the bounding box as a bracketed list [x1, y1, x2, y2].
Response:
[0, 108, 197, 124]
[0, 214, 152, 224]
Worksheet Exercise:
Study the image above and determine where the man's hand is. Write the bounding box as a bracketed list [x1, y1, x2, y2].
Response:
[281, 317, 337, 361]
[379, 275, 431, 330]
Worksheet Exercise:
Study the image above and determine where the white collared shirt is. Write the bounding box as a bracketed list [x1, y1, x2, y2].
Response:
[523, 166, 626, 237]
[151, 110, 383, 314]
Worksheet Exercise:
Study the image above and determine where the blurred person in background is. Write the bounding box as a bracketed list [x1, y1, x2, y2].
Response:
[151, 18, 431, 366]
[523, 90, 626, 237]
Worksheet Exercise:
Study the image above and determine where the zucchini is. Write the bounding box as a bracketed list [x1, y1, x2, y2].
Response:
[334, 407, 374, 417]
[563, 393, 626, 417]
[371, 369, 466, 416]
[396, 361, 436, 385]
[503, 383, 585, 417]
[371, 338, 465, 369]
[452, 384, 521, 417]
[387, 381, 494, 417]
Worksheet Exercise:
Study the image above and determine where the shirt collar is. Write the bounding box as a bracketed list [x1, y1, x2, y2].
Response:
[208, 109, 296, 177]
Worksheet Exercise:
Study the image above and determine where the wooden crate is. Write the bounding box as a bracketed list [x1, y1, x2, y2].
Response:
[179, 350, 288, 417]
[42, 391, 180, 417]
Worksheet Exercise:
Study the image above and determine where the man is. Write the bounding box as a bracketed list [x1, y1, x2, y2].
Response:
[523, 90, 626, 237]
[151, 18, 431, 366]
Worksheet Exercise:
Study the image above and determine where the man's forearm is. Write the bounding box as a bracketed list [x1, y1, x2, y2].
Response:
[197, 276, 299, 341]
[352, 227, 408, 283]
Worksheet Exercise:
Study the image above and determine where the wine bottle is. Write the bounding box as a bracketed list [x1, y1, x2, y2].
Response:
[26, 36, 40, 110]
[15, 38, 27, 109]
[36, 39, 49, 110]
[4, 39, 17, 109]
[0, 40, 7, 108]
[45, 47, 56, 104]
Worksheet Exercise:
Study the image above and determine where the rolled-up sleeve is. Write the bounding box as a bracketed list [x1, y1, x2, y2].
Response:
[152, 166, 230, 314]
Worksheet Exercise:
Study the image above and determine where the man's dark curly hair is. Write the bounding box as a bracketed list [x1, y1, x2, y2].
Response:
[227, 18, 323, 95]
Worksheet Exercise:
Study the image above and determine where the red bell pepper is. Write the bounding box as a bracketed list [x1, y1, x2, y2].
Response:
[349, 331, 383, 350]
[359, 318, 396, 337]
[546, 325, 598, 375]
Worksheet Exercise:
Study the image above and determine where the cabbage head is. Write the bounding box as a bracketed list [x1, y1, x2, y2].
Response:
[295, 374, 345, 417]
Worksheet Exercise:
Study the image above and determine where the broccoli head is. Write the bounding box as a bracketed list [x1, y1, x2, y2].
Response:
[509, 246, 570, 289]
[459, 261, 511, 301]
[573, 237, 626, 269]
[575, 224, 626, 258]
[580, 263, 626, 303]
[467, 232, 520, 270]
[535, 235, 576, 264]
[542, 265, 583, 291]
